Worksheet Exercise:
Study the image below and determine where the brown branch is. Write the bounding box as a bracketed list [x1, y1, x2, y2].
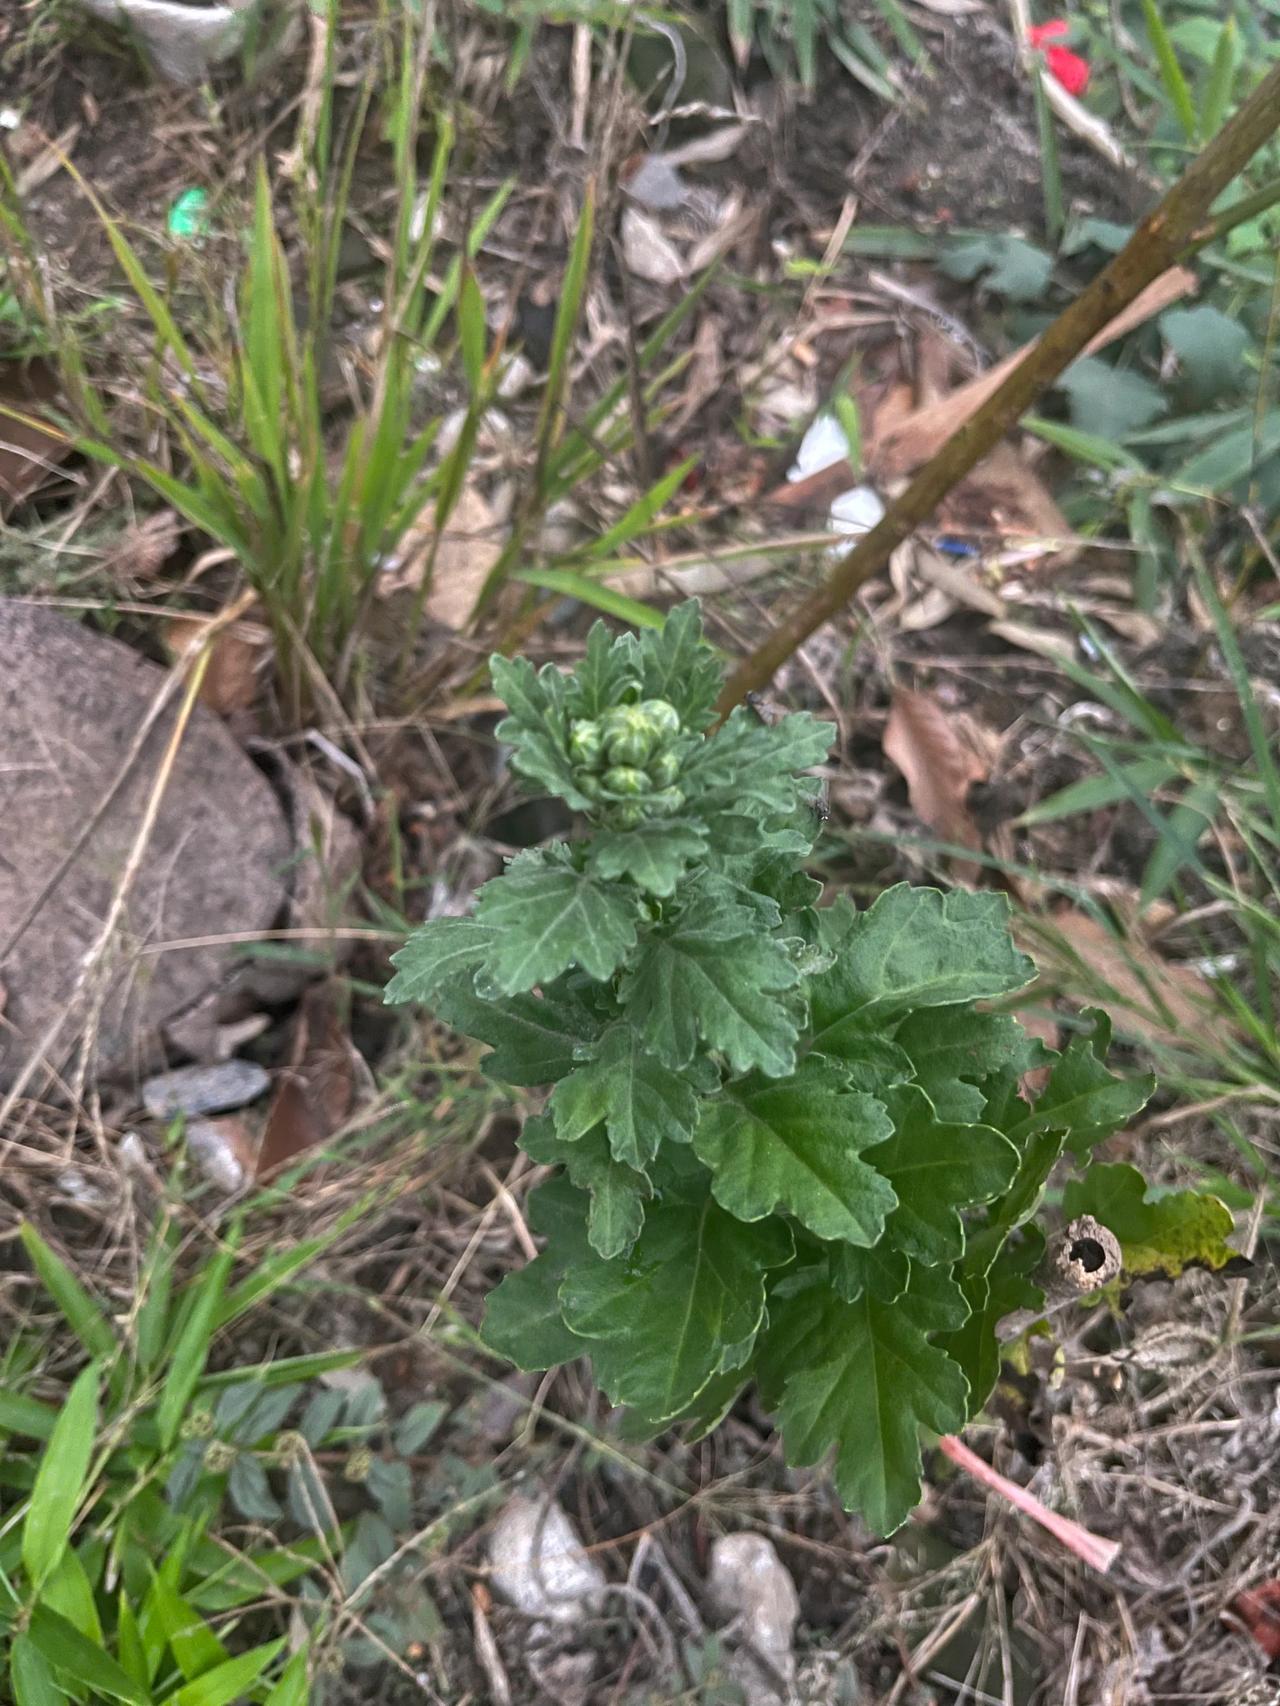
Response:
[717, 60, 1280, 712]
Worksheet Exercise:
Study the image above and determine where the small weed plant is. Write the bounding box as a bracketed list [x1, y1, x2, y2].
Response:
[384, 605, 1236, 1533]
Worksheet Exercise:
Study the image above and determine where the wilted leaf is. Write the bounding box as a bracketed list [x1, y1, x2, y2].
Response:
[164, 614, 268, 715]
[1062, 1162, 1237, 1277]
[883, 687, 991, 875]
[257, 981, 359, 1179]
[377, 484, 501, 631]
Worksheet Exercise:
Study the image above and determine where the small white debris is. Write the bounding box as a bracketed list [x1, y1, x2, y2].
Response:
[186, 1117, 249, 1192]
[709, 1533, 800, 1702]
[625, 153, 690, 212]
[787, 412, 850, 483]
[620, 206, 686, 285]
[487, 1495, 606, 1625]
[828, 484, 885, 538]
[76, 0, 250, 84]
[0, 108, 21, 132]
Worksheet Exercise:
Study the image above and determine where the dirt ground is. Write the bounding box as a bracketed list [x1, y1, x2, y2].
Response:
[2, 4, 1278, 1703]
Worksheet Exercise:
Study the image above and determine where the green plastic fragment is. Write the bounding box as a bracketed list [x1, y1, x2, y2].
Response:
[168, 188, 210, 241]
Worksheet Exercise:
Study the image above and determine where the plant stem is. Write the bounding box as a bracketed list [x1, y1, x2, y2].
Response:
[717, 60, 1280, 712]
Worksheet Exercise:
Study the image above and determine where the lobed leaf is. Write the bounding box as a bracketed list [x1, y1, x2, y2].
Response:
[475, 847, 641, 993]
[693, 1059, 896, 1247]
[385, 916, 497, 1007]
[1006, 1011, 1153, 1155]
[586, 819, 709, 897]
[864, 1085, 1019, 1266]
[549, 1022, 699, 1170]
[635, 599, 724, 729]
[893, 1007, 1049, 1124]
[622, 893, 803, 1076]
[522, 1114, 650, 1260]
[559, 1192, 794, 1425]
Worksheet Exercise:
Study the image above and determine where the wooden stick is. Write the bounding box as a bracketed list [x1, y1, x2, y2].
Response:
[718, 60, 1280, 711]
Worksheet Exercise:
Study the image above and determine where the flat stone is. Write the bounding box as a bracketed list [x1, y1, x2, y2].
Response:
[141, 1059, 269, 1119]
[0, 603, 292, 1091]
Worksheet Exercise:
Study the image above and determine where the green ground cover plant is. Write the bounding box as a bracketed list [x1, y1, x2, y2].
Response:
[383, 603, 1234, 1534]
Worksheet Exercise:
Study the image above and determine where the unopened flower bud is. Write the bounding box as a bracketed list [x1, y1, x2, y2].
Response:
[568, 719, 604, 767]
[202, 1439, 238, 1474]
[647, 749, 682, 789]
[344, 1446, 374, 1483]
[610, 801, 646, 829]
[603, 765, 649, 797]
[648, 786, 686, 817]
[639, 698, 680, 738]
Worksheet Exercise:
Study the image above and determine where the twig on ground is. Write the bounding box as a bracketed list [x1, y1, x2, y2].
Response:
[937, 1435, 1122, 1574]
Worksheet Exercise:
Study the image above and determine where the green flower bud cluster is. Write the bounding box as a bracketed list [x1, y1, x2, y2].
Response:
[569, 698, 687, 827]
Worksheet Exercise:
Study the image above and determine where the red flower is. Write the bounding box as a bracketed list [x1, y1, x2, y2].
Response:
[1029, 18, 1091, 98]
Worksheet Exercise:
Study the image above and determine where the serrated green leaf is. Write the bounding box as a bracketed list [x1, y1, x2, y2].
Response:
[474, 847, 641, 993]
[436, 978, 600, 1085]
[943, 1229, 1045, 1410]
[23, 1361, 99, 1588]
[482, 1178, 595, 1370]
[620, 1362, 747, 1444]
[490, 653, 586, 807]
[693, 1059, 896, 1246]
[565, 619, 641, 720]
[1062, 1163, 1236, 1277]
[549, 1023, 699, 1169]
[621, 894, 802, 1076]
[1058, 357, 1167, 441]
[635, 599, 724, 729]
[1006, 1012, 1153, 1155]
[586, 818, 709, 896]
[385, 917, 497, 1007]
[828, 1241, 911, 1303]
[682, 706, 832, 835]
[1161, 305, 1250, 399]
[559, 1193, 793, 1424]
[893, 1008, 1049, 1123]
[762, 1266, 969, 1534]
[865, 1085, 1019, 1266]
[522, 1113, 650, 1259]
[810, 887, 1032, 1055]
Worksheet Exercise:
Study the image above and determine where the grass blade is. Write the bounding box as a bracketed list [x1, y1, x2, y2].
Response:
[18, 1224, 115, 1363]
[21, 1362, 99, 1587]
[1140, 0, 1199, 141]
[157, 1232, 238, 1450]
[26, 1605, 148, 1705]
[534, 180, 595, 477]
[168, 1638, 286, 1706]
[516, 567, 664, 627]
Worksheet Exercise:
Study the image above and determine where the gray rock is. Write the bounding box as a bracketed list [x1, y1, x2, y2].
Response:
[76, 0, 249, 84]
[0, 603, 292, 1092]
[141, 1058, 269, 1118]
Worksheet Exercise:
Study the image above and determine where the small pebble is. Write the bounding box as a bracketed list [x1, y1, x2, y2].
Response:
[142, 1058, 269, 1119]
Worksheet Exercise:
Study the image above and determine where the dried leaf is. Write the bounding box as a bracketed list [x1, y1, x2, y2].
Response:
[164, 615, 267, 714]
[377, 483, 501, 631]
[1028, 909, 1223, 1052]
[620, 206, 686, 284]
[883, 688, 994, 878]
[256, 981, 359, 1179]
[0, 360, 71, 515]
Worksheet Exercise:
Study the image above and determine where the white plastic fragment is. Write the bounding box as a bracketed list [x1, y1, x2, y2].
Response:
[487, 1495, 606, 1625]
[787, 412, 850, 483]
[76, 0, 253, 84]
[828, 483, 885, 538]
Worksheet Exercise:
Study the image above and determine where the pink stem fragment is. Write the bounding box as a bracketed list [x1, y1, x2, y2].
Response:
[938, 1434, 1121, 1574]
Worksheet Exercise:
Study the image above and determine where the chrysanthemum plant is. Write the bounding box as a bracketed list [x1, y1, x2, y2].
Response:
[388, 604, 1167, 1532]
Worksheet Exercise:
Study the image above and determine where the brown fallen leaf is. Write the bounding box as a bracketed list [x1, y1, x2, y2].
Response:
[883, 686, 996, 881]
[0, 359, 73, 515]
[1023, 909, 1224, 1054]
[163, 613, 269, 715]
[256, 980, 360, 1180]
[377, 482, 502, 630]
[763, 268, 1196, 526]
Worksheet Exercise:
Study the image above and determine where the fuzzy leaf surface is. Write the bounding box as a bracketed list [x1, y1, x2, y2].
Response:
[559, 1194, 793, 1424]
[549, 1023, 699, 1170]
[621, 894, 802, 1076]
[475, 847, 640, 993]
[865, 1085, 1019, 1265]
[893, 1008, 1048, 1123]
[810, 888, 1033, 1058]
[586, 820, 709, 897]
[482, 1179, 594, 1370]
[693, 1060, 896, 1246]
[682, 707, 834, 825]
[762, 1267, 969, 1534]
[490, 653, 586, 806]
[636, 599, 724, 728]
[435, 980, 600, 1085]
[385, 917, 497, 1008]
[1007, 1012, 1153, 1154]
[521, 1115, 649, 1260]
